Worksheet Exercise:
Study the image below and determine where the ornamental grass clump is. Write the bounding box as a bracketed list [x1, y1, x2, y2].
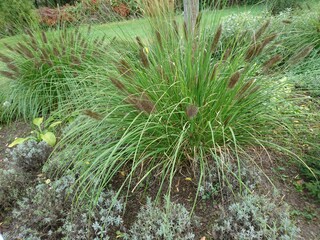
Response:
[0, 26, 110, 121]
[55, 5, 301, 205]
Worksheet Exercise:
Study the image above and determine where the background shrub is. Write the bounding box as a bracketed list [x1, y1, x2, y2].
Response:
[0, 0, 37, 38]
[126, 197, 196, 240]
[212, 194, 300, 239]
[269, 0, 302, 15]
[0, 26, 110, 121]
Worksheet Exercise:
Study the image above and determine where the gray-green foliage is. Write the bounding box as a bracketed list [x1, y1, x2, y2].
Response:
[7, 140, 52, 172]
[5, 174, 124, 240]
[0, 140, 51, 211]
[126, 197, 196, 240]
[5, 175, 75, 240]
[62, 190, 124, 240]
[212, 194, 300, 240]
[0, 167, 30, 211]
[199, 159, 261, 200]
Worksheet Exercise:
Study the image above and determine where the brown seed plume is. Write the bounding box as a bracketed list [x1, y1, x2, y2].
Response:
[41, 31, 48, 44]
[83, 109, 103, 120]
[289, 46, 314, 65]
[4, 43, 15, 52]
[136, 36, 144, 48]
[6, 62, 19, 73]
[256, 34, 278, 56]
[263, 54, 282, 72]
[228, 71, 241, 88]
[139, 48, 149, 68]
[117, 59, 132, 77]
[110, 77, 126, 92]
[155, 30, 163, 48]
[71, 55, 81, 66]
[253, 20, 270, 42]
[186, 104, 199, 119]
[0, 70, 16, 80]
[211, 24, 222, 53]
[245, 43, 260, 61]
[126, 93, 155, 114]
[222, 48, 231, 61]
[0, 53, 13, 63]
[210, 63, 219, 81]
[17, 43, 34, 59]
[282, 19, 292, 24]
[237, 79, 255, 97]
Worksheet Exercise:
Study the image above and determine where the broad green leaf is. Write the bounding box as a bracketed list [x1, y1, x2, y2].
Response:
[9, 138, 28, 148]
[40, 132, 56, 147]
[33, 117, 43, 128]
[48, 121, 62, 129]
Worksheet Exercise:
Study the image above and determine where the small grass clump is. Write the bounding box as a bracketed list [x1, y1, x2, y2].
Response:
[0, 26, 110, 121]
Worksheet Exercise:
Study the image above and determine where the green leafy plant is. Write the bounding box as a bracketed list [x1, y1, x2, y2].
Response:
[212, 194, 300, 239]
[9, 117, 61, 147]
[0, 26, 110, 121]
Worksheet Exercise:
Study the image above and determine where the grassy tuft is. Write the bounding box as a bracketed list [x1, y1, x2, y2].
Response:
[54, 6, 307, 207]
[0, 26, 111, 121]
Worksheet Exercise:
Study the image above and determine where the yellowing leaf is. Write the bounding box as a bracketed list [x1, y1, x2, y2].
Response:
[49, 121, 62, 129]
[8, 138, 28, 148]
[33, 117, 43, 128]
[40, 132, 56, 147]
[45, 179, 51, 184]
[185, 177, 192, 181]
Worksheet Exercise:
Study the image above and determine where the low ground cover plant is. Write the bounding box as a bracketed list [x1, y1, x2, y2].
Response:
[0, 26, 110, 121]
[0, 139, 52, 215]
[212, 193, 300, 239]
[4, 173, 125, 240]
[125, 197, 197, 240]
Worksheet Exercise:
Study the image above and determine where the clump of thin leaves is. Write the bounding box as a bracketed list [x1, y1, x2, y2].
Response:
[0, 26, 110, 121]
[54, 7, 301, 206]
